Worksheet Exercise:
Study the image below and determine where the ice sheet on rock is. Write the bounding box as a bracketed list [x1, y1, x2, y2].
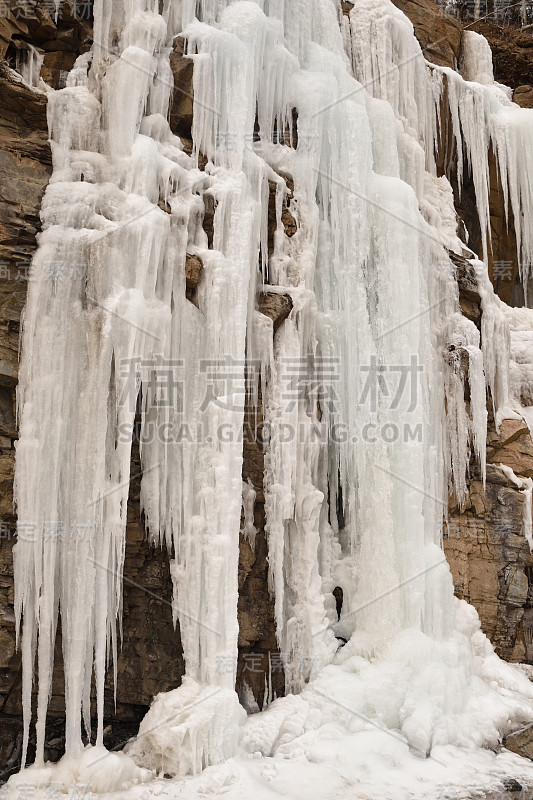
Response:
[443, 313, 487, 503]
[474, 260, 516, 426]
[5, 747, 149, 795]
[349, 0, 533, 286]
[504, 304, 533, 428]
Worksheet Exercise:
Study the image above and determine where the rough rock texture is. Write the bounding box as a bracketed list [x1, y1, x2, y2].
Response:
[445, 459, 533, 663]
[450, 250, 482, 325]
[0, 1, 92, 90]
[185, 252, 203, 305]
[504, 723, 533, 760]
[169, 37, 193, 139]
[513, 84, 533, 108]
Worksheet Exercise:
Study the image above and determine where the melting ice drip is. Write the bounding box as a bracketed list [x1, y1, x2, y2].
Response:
[14, 41, 44, 88]
[12, 0, 533, 778]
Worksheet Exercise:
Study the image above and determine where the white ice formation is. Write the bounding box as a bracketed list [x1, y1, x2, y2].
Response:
[10, 0, 533, 787]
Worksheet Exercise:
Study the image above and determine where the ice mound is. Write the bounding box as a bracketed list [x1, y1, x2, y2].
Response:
[241, 600, 533, 759]
[5, 746, 149, 795]
[126, 677, 247, 777]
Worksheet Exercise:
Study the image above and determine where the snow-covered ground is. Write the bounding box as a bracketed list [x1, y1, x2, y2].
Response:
[4, 735, 533, 800]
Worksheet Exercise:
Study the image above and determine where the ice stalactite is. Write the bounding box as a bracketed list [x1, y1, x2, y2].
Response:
[445, 38, 533, 290]
[10, 0, 533, 786]
[241, 479, 257, 549]
[443, 313, 487, 506]
[14, 0, 257, 769]
[13, 41, 44, 89]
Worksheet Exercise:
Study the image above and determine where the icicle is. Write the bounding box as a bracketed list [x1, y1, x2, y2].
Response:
[14, 41, 44, 89]
[241, 479, 258, 550]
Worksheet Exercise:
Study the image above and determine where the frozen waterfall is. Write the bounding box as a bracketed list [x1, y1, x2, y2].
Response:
[9, 0, 533, 789]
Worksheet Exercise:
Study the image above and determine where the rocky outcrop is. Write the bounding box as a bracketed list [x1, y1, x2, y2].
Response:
[0, 1, 92, 89]
[513, 84, 533, 109]
[169, 36, 193, 139]
[185, 252, 203, 305]
[450, 250, 482, 324]
[505, 723, 533, 760]
[445, 457, 533, 663]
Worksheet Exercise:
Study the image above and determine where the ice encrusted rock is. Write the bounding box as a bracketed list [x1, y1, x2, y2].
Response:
[126, 677, 246, 777]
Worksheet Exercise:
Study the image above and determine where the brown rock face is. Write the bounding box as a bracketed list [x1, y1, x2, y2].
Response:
[169, 37, 193, 139]
[513, 85, 533, 108]
[450, 251, 482, 324]
[487, 419, 533, 478]
[445, 461, 533, 663]
[1, 1, 92, 90]
[258, 292, 293, 332]
[0, 70, 50, 385]
[505, 723, 533, 760]
[185, 253, 203, 305]
[239, 386, 285, 708]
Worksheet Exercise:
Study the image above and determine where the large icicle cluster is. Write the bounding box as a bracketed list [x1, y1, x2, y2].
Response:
[10, 0, 533, 786]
